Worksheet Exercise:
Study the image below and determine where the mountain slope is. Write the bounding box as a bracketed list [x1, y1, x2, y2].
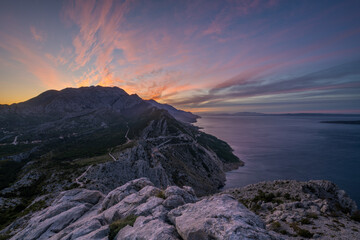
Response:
[146, 99, 199, 123]
[0, 86, 242, 231]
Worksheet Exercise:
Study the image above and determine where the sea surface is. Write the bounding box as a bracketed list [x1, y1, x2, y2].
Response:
[195, 115, 360, 205]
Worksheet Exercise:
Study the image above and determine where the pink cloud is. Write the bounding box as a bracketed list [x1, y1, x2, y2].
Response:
[0, 33, 69, 89]
[30, 26, 46, 42]
[203, 0, 276, 36]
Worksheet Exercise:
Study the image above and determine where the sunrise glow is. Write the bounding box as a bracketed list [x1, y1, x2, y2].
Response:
[0, 0, 359, 113]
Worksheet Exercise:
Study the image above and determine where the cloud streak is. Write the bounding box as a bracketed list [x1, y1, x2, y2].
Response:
[0, 0, 359, 113]
[171, 60, 360, 108]
[30, 26, 46, 42]
[0, 32, 69, 89]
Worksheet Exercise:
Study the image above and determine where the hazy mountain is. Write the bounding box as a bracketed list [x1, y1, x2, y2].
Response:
[203, 112, 360, 117]
[203, 112, 265, 117]
[146, 99, 199, 123]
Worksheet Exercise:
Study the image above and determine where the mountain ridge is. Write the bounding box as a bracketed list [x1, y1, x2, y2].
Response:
[0, 86, 242, 232]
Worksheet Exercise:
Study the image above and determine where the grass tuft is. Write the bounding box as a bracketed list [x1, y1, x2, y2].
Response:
[156, 190, 166, 199]
[108, 215, 137, 240]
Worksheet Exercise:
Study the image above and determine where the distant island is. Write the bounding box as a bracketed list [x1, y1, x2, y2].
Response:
[321, 120, 360, 125]
[204, 112, 360, 117]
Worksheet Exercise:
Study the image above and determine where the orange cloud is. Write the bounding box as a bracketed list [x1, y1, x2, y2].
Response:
[0, 33, 69, 89]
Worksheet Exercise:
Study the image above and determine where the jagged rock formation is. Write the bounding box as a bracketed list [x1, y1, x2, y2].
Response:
[2, 178, 359, 239]
[4, 178, 276, 240]
[223, 180, 360, 239]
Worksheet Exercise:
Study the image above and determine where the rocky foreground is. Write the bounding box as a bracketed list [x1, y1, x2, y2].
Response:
[223, 180, 360, 239]
[1, 178, 359, 240]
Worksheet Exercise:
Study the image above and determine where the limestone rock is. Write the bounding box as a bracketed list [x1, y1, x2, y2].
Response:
[10, 189, 104, 240]
[116, 217, 180, 240]
[223, 180, 360, 240]
[168, 194, 276, 240]
[101, 178, 154, 210]
[163, 195, 185, 209]
[164, 186, 197, 203]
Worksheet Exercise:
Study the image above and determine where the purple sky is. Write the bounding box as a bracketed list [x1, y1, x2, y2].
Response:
[0, 0, 359, 113]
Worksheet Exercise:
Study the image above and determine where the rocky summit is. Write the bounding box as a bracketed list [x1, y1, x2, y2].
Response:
[3, 178, 276, 240]
[223, 180, 360, 239]
[0, 86, 242, 235]
[1, 178, 359, 240]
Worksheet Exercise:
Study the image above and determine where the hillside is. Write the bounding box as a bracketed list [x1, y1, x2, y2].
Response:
[0, 86, 242, 232]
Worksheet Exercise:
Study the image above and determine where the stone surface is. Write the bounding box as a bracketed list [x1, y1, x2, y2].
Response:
[4, 178, 359, 240]
[223, 180, 360, 240]
[116, 217, 180, 240]
[168, 194, 276, 240]
[5, 178, 280, 240]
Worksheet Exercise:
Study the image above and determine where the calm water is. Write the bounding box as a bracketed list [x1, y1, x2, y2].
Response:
[195, 115, 360, 205]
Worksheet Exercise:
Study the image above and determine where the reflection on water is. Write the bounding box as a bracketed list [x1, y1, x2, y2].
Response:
[195, 115, 360, 205]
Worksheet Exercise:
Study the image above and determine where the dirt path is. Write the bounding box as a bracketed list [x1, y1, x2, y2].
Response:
[75, 165, 92, 187]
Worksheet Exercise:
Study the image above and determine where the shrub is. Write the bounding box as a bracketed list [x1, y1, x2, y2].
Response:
[0, 234, 11, 240]
[306, 212, 318, 219]
[351, 210, 360, 222]
[284, 193, 291, 200]
[297, 228, 314, 238]
[290, 222, 314, 238]
[300, 218, 312, 225]
[156, 190, 166, 199]
[109, 215, 137, 240]
[253, 190, 275, 203]
[270, 221, 281, 232]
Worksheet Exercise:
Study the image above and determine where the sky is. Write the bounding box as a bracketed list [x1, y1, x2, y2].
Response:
[0, 0, 359, 113]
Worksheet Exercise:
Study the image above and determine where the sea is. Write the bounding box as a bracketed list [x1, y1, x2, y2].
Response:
[194, 115, 360, 205]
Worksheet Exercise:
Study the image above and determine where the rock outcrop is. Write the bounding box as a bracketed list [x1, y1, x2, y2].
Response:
[223, 180, 360, 239]
[2, 178, 359, 239]
[5, 178, 276, 240]
[168, 194, 275, 240]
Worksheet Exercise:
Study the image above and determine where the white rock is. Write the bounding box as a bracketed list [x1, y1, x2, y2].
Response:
[168, 194, 276, 240]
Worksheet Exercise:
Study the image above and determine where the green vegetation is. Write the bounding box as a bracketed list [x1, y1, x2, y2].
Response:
[284, 193, 291, 200]
[306, 212, 318, 219]
[22, 200, 47, 216]
[108, 215, 138, 240]
[252, 190, 283, 204]
[72, 154, 111, 167]
[0, 144, 38, 158]
[156, 190, 166, 199]
[0, 173, 48, 230]
[196, 132, 240, 163]
[51, 126, 127, 161]
[0, 199, 47, 231]
[270, 221, 281, 232]
[250, 203, 261, 213]
[0, 234, 11, 240]
[64, 183, 80, 190]
[290, 222, 314, 238]
[0, 160, 25, 190]
[238, 198, 249, 208]
[300, 218, 312, 225]
[253, 190, 275, 202]
[351, 210, 360, 222]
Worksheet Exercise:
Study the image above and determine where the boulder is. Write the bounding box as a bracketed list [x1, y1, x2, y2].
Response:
[116, 217, 180, 240]
[101, 178, 154, 210]
[168, 194, 276, 240]
[10, 189, 104, 240]
[164, 186, 197, 203]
